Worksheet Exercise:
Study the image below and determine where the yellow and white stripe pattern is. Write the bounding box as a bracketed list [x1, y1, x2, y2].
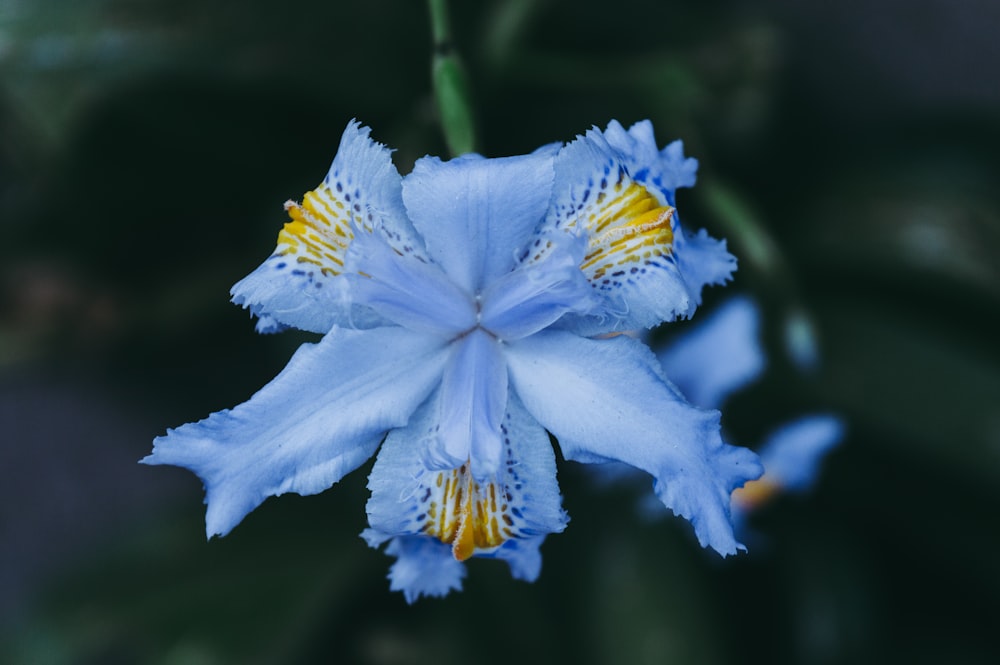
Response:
[534, 158, 677, 295]
[577, 173, 676, 289]
[420, 463, 514, 561]
[366, 392, 566, 564]
[275, 178, 371, 278]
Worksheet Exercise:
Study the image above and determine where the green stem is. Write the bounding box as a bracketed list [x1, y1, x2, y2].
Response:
[427, 0, 477, 156]
[427, 0, 451, 40]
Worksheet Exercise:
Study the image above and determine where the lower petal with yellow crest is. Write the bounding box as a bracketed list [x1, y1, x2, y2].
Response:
[364, 390, 567, 602]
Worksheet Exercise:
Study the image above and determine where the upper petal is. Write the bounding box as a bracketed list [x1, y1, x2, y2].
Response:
[401, 151, 555, 294]
[231, 120, 422, 334]
[506, 330, 762, 556]
[142, 326, 448, 537]
[657, 295, 765, 410]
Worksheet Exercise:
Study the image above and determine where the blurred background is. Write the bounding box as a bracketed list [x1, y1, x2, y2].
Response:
[2, 0, 999, 663]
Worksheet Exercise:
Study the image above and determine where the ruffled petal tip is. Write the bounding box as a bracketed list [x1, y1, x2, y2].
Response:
[251, 312, 289, 334]
[601, 120, 698, 206]
[674, 229, 737, 314]
[362, 532, 547, 602]
[652, 433, 763, 555]
[364, 533, 467, 604]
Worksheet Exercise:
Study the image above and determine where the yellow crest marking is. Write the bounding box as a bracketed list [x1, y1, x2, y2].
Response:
[577, 180, 675, 284]
[537, 166, 676, 288]
[422, 463, 512, 561]
[274, 182, 366, 277]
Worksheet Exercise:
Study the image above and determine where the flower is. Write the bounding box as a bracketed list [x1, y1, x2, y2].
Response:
[143, 119, 761, 602]
[656, 296, 844, 525]
[599, 297, 843, 533]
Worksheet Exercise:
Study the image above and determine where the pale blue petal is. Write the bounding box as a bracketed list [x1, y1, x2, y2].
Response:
[401, 151, 555, 293]
[434, 330, 508, 478]
[364, 386, 457, 540]
[142, 326, 448, 537]
[531, 141, 564, 159]
[657, 296, 765, 410]
[231, 253, 385, 336]
[343, 227, 476, 336]
[539, 129, 694, 334]
[231, 120, 419, 334]
[479, 232, 598, 340]
[506, 330, 762, 555]
[673, 229, 737, 312]
[605, 121, 734, 312]
[359, 526, 392, 549]
[366, 388, 567, 554]
[757, 415, 844, 491]
[602, 120, 698, 206]
[498, 391, 569, 538]
[380, 535, 467, 604]
[658, 139, 700, 199]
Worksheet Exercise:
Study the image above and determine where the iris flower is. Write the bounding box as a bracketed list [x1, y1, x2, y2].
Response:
[144, 120, 761, 602]
[656, 296, 843, 526]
